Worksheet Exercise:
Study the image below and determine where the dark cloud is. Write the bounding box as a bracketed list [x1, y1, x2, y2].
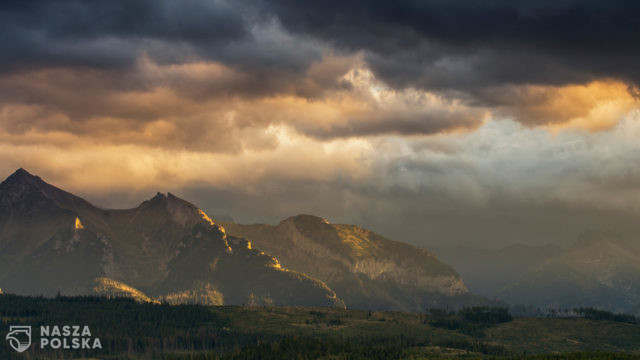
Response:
[0, 0, 248, 71]
[0, 0, 351, 143]
[4, 0, 640, 90]
[262, 0, 640, 89]
[0, 0, 638, 144]
[4, 0, 640, 256]
[0, 0, 331, 85]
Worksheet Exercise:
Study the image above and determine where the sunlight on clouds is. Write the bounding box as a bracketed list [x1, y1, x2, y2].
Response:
[0, 125, 373, 195]
[548, 81, 639, 132]
[497, 80, 640, 132]
[1, 52, 640, 216]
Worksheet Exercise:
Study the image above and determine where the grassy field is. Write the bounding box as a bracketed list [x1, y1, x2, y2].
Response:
[486, 317, 640, 354]
[0, 295, 639, 359]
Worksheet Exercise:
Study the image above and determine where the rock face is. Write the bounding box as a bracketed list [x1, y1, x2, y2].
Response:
[0, 169, 343, 307]
[219, 215, 478, 312]
[499, 231, 640, 313]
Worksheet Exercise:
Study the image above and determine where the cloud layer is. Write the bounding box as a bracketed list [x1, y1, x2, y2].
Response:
[2, 1, 640, 248]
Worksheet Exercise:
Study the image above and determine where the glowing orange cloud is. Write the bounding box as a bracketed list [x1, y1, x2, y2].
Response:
[496, 80, 639, 132]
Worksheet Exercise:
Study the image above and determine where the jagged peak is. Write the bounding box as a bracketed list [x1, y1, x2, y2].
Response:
[9, 168, 35, 178]
[0, 168, 59, 206]
[146, 192, 193, 206]
[1, 168, 46, 188]
[149, 192, 168, 202]
[9, 168, 34, 178]
[140, 191, 223, 231]
[0, 168, 97, 213]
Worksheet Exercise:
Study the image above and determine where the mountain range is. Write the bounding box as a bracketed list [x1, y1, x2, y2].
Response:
[435, 230, 640, 314]
[218, 216, 490, 312]
[0, 169, 471, 310]
[498, 231, 640, 313]
[3, 169, 637, 314]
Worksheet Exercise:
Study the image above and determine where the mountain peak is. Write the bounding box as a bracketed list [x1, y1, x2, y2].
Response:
[0, 168, 53, 206]
[139, 191, 220, 229]
[151, 192, 168, 201]
[1, 169, 99, 214]
[146, 192, 193, 208]
[2, 168, 43, 187]
[12, 168, 32, 176]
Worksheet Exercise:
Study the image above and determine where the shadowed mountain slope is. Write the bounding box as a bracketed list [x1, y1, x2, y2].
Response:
[219, 215, 491, 312]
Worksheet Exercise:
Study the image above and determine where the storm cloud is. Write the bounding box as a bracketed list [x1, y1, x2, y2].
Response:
[1, 0, 639, 136]
[2, 1, 640, 249]
[262, 0, 640, 87]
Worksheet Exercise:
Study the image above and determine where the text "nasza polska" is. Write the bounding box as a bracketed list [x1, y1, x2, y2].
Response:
[40, 326, 102, 349]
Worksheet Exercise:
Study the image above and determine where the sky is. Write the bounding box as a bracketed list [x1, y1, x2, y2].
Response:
[1, 0, 640, 249]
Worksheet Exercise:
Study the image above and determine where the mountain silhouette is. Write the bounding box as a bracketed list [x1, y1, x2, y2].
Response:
[0, 169, 342, 307]
[0, 168, 495, 310]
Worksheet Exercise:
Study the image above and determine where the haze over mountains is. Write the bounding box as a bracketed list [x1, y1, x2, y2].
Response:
[0, 169, 472, 310]
[434, 243, 567, 296]
[499, 231, 640, 314]
[436, 231, 640, 315]
[1, 169, 638, 314]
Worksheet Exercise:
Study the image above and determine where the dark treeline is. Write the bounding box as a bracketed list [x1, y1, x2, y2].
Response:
[511, 305, 639, 323]
[0, 295, 638, 359]
[0, 294, 250, 359]
[424, 305, 639, 337]
[160, 335, 508, 359]
[426, 306, 513, 336]
[160, 348, 640, 360]
[520, 352, 640, 360]
[573, 308, 638, 324]
[0, 295, 511, 359]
